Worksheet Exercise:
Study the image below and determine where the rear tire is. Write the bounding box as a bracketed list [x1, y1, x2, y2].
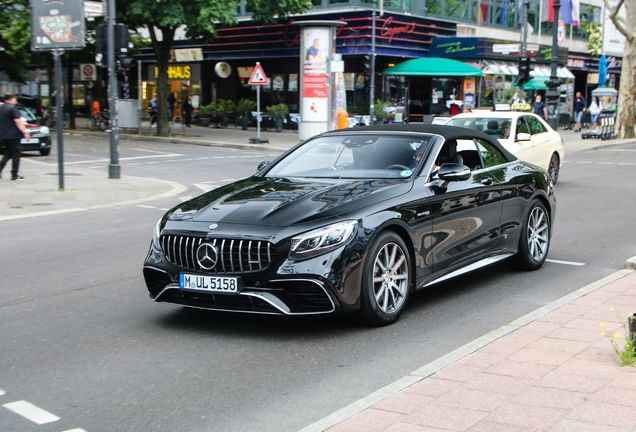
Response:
[360, 231, 411, 326]
[510, 199, 550, 270]
[548, 153, 559, 185]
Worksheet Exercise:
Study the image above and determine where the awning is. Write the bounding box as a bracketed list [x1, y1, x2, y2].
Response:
[383, 58, 483, 76]
[515, 75, 550, 90]
[483, 60, 575, 79]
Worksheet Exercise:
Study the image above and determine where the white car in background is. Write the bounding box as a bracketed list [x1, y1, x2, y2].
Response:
[445, 111, 565, 184]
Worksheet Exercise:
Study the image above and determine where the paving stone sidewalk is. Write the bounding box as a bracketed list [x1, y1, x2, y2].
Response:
[0, 158, 185, 220]
[302, 269, 636, 432]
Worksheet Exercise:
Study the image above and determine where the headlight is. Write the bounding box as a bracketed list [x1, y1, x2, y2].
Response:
[40, 126, 50, 135]
[289, 220, 357, 260]
[152, 218, 162, 250]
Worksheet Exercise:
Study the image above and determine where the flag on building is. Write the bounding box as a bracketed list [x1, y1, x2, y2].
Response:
[540, 0, 554, 22]
[541, 0, 579, 25]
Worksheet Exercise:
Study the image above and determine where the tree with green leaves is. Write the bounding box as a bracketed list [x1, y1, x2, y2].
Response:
[0, 0, 32, 83]
[117, 0, 312, 136]
[603, 0, 634, 139]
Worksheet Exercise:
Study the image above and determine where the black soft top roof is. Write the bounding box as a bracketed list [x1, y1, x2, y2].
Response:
[326, 124, 517, 162]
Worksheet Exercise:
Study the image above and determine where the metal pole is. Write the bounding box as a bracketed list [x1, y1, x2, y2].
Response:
[257, 82, 261, 140]
[369, 2, 376, 124]
[107, 0, 120, 179]
[545, 0, 562, 130]
[519, 0, 528, 98]
[54, 49, 64, 191]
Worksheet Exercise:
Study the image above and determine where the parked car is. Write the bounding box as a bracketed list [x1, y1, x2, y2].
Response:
[143, 124, 555, 325]
[17, 103, 52, 156]
[445, 111, 564, 184]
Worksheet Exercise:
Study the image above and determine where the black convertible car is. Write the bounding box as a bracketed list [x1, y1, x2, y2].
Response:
[144, 124, 555, 325]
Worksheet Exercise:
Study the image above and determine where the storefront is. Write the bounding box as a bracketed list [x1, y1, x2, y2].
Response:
[428, 37, 575, 114]
[141, 61, 202, 117]
[135, 10, 457, 117]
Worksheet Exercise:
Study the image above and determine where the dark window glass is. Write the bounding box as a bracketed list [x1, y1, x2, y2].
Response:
[475, 139, 506, 168]
[517, 117, 530, 135]
[526, 116, 547, 134]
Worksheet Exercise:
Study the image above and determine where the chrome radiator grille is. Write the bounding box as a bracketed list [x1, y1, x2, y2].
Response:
[161, 235, 274, 273]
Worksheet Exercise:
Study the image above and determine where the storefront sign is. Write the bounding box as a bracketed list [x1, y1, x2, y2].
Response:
[380, 17, 415, 43]
[463, 79, 475, 92]
[493, 44, 519, 53]
[215, 62, 232, 78]
[175, 48, 203, 62]
[302, 27, 330, 122]
[429, 38, 477, 58]
[147, 63, 201, 81]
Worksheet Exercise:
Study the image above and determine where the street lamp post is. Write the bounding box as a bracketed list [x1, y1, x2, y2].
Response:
[545, 0, 562, 130]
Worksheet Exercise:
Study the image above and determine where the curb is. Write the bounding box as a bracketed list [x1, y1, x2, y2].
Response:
[298, 267, 634, 432]
[60, 130, 295, 153]
[626, 254, 636, 270]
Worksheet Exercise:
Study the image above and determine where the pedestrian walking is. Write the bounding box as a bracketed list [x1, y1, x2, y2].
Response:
[182, 96, 193, 127]
[148, 96, 158, 128]
[167, 92, 176, 120]
[533, 94, 547, 120]
[589, 96, 603, 134]
[0, 92, 29, 180]
[511, 92, 523, 104]
[573, 91, 585, 132]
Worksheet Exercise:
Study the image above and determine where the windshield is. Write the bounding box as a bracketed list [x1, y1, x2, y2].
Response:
[446, 117, 513, 139]
[265, 134, 433, 179]
[16, 104, 38, 122]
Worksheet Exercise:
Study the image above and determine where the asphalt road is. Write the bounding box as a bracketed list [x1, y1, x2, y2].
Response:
[1, 136, 635, 432]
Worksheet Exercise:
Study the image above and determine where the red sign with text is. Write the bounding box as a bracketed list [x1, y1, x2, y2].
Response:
[303, 75, 328, 98]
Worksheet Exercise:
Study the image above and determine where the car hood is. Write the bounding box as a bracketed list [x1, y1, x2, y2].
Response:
[169, 176, 412, 226]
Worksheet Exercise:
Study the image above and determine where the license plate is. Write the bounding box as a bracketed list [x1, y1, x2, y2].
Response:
[20, 138, 39, 144]
[180, 274, 239, 294]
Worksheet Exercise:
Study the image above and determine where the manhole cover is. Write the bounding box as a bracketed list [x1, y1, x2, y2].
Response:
[46, 173, 83, 176]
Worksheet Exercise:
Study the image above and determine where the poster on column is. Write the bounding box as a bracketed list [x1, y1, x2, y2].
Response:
[302, 28, 330, 122]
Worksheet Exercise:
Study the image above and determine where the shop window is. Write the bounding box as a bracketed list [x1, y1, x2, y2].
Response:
[62, 84, 86, 107]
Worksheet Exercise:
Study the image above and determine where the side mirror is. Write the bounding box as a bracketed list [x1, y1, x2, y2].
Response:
[438, 163, 471, 182]
[257, 161, 270, 172]
[516, 133, 532, 142]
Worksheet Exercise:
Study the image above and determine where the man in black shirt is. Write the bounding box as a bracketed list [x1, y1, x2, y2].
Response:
[0, 93, 30, 180]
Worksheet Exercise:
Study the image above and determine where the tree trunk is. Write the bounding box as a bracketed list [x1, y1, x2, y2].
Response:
[147, 25, 175, 137]
[615, 35, 636, 139]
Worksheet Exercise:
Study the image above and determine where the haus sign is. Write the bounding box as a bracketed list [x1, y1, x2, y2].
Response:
[147, 63, 201, 82]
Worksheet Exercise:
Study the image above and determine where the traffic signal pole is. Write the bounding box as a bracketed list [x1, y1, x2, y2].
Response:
[519, 0, 528, 99]
[107, 0, 120, 179]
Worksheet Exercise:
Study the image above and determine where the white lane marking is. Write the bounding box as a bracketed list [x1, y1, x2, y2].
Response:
[598, 162, 614, 165]
[137, 205, 156, 209]
[576, 161, 593, 164]
[127, 163, 142, 166]
[63, 429, 88, 432]
[619, 163, 636, 165]
[158, 208, 169, 211]
[196, 157, 209, 160]
[163, 160, 177, 163]
[193, 183, 218, 192]
[3, 401, 60, 425]
[0, 389, 5, 396]
[65, 154, 183, 165]
[182, 159, 193, 161]
[546, 259, 586, 266]
[220, 178, 238, 182]
[179, 195, 193, 202]
[89, 166, 102, 169]
[146, 161, 160, 164]
[227, 156, 239, 158]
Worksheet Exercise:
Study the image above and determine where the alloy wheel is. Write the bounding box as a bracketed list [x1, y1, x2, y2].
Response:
[527, 206, 549, 262]
[372, 242, 409, 314]
[549, 154, 559, 184]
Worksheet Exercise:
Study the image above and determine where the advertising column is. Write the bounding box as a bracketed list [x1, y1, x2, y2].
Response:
[300, 27, 331, 140]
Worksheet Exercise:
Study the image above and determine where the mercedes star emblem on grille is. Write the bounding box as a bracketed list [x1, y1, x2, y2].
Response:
[196, 243, 218, 270]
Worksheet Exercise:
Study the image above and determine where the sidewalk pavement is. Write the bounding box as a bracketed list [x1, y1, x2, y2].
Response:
[300, 265, 636, 432]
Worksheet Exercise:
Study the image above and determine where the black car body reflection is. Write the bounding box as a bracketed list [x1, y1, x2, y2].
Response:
[144, 125, 556, 325]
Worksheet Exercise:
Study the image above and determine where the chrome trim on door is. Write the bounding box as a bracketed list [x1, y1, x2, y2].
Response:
[422, 253, 514, 288]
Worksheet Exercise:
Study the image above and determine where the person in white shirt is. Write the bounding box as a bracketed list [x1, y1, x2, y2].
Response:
[589, 96, 602, 133]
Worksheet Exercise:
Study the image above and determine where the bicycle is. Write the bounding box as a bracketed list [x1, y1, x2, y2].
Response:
[89, 109, 110, 131]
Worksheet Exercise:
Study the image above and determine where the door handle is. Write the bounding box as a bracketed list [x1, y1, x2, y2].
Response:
[481, 178, 493, 186]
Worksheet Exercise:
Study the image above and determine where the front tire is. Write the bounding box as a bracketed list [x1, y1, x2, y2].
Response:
[40, 148, 51, 156]
[360, 231, 411, 326]
[510, 200, 550, 270]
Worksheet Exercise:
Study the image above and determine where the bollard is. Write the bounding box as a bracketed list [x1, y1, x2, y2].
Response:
[338, 109, 349, 129]
[630, 314, 636, 343]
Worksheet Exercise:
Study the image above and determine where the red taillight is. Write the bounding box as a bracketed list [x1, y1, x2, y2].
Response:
[27, 123, 38, 127]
